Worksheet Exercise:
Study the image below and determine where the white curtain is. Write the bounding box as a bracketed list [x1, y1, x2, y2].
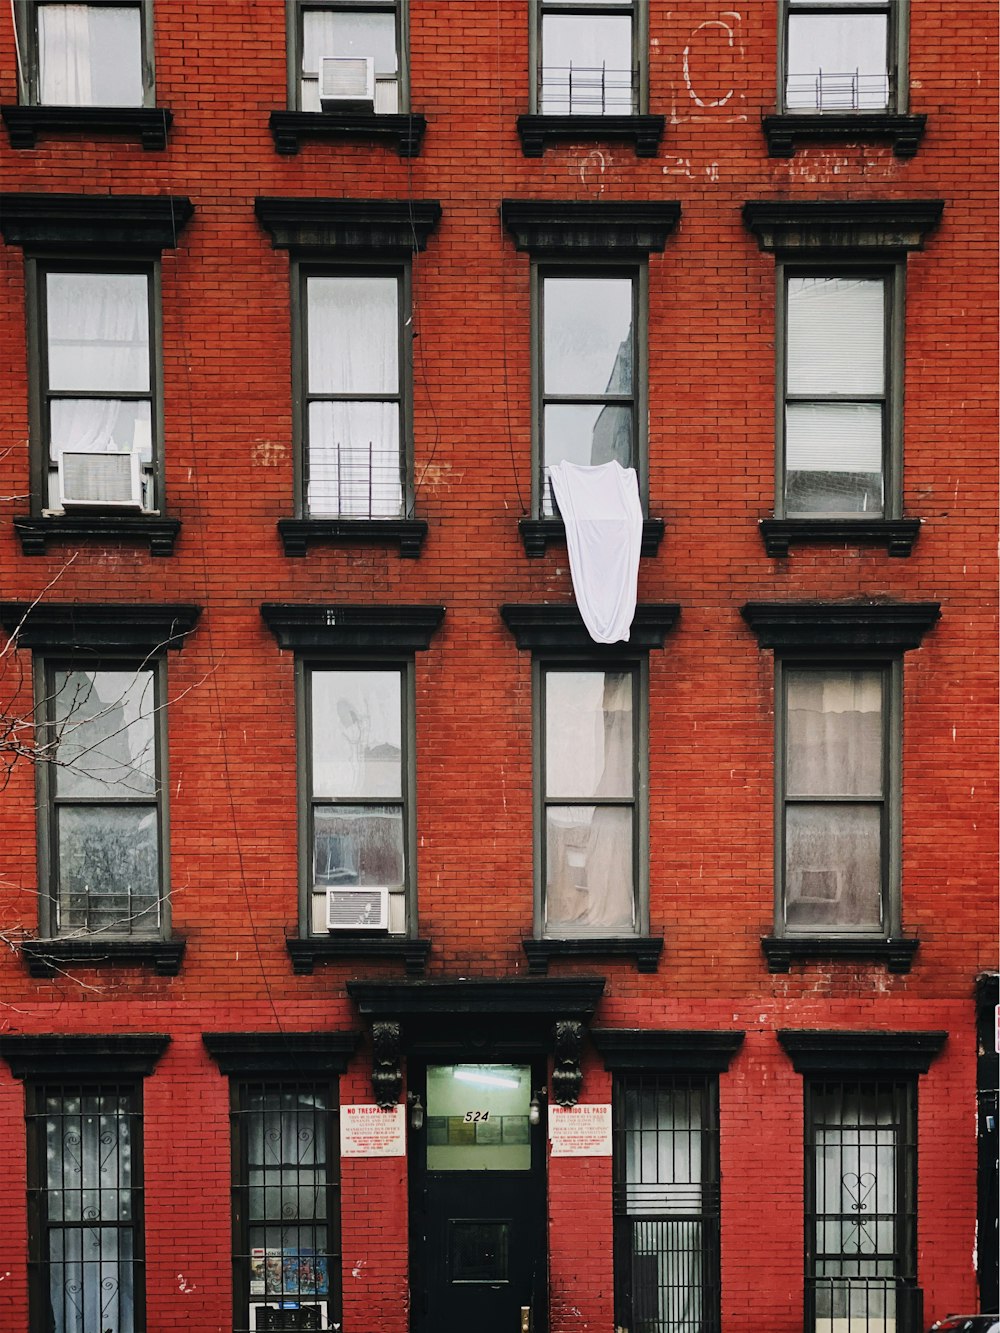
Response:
[38, 4, 143, 107]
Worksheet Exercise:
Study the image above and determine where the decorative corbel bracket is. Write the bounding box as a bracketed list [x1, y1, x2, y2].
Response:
[371, 1020, 402, 1109]
[551, 1019, 584, 1106]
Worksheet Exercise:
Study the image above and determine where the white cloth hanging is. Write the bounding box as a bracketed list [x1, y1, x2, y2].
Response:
[549, 460, 643, 644]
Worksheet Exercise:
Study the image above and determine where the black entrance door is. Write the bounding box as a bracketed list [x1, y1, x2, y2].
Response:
[410, 1062, 547, 1333]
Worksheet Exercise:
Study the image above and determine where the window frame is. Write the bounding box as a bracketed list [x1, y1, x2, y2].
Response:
[297, 656, 416, 939]
[528, 0, 647, 117]
[26, 256, 164, 520]
[291, 260, 413, 524]
[778, 0, 909, 117]
[774, 260, 905, 523]
[531, 260, 648, 521]
[14, 0, 156, 108]
[532, 654, 649, 940]
[775, 656, 901, 942]
[285, 0, 409, 114]
[34, 653, 171, 943]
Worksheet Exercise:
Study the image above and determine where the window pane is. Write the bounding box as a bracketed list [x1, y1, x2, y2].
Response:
[425, 1065, 532, 1172]
[543, 404, 633, 511]
[307, 276, 398, 394]
[57, 804, 160, 934]
[313, 806, 404, 889]
[544, 278, 633, 396]
[307, 401, 402, 517]
[787, 670, 883, 798]
[53, 670, 156, 799]
[301, 8, 398, 112]
[46, 1092, 132, 1220]
[541, 14, 634, 114]
[787, 278, 884, 395]
[546, 805, 634, 930]
[38, 3, 143, 106]
[50, 400, 152, 460]
[46, 274, 150, 393]
[49, 1224, 136, 1333]
[311, 670, 402, 798]
[785, 804, 882, 930]
[546, 670, 633, 799]
[785, 404, 884, 515]
[786, 13, 889, 110]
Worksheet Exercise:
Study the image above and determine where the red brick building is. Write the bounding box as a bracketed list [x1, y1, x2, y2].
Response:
[0, 3, 996, 1332]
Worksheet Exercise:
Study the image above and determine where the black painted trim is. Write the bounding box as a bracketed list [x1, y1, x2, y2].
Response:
[592, 1028, 745, 1073]
[762, 112, 926, 159]
[287, 936, 430, 978]
[523, 937, 662, 975]
[20, 937, 185, 977]
[520, 516, 663, 559]
[14, 515, 180, 557]
[742, 199, 943, 256]
[760, 518, 921, 558]
[278, 517, 427, 558]
[762, 935, 919, 974]
[255, 197, 442, 255]
[268, 110, 426, 156]
[2, 105, 172, 150]
[0, 602, 201, 654]
[260, 603, 445, 652]
[500, 603, 680, 652]
[0, 1033, 169, 1079]
[501, 199, 681, 257]
[203, 1031, 359, 1077]
[0, 193, 193, 253]
[516, 113, 664, 158]
[777, 1028, 947, 1076]
[347, 976, 606, 1019]
[740, 601, 939, 654]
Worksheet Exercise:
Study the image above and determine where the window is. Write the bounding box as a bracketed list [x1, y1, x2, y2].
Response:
[538, 271, 638, 516]
[538, 662, 643, 937]
[613, 1074, 721, 1333]
[780, 270, 898, 520]
[291, 1, 405, 113]
[15, 1, 153, 107]
[300, 270, 406, 520]
[36, 265, 158, 515]
[781, 0, 905, 114]
[305, 664, 411, 935]
[532, 0, 641, 116]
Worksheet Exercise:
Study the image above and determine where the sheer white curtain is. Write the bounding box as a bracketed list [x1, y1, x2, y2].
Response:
[38, 4, 143, 106]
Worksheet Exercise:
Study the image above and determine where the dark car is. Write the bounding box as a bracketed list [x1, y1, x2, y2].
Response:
[928, 1318, 1000, 1333]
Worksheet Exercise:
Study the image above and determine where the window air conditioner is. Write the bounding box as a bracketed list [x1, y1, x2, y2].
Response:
[57, 449, 144, 510]
[249, 1301, 329, 1331]
[325, 884, 390, 932]
[320, 56, 375, 110]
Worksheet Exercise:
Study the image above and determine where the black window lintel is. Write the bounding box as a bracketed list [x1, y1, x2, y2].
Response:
[278, 516, 427, 558]
[0, 1033, 170, 1080]
[2, 105, 173, 151]
[501, 199, 681, 258]
[740, 601, 939, 655]
[287, 936, 431, 977]
[255, 197, 442, 255]
[0, 602, 201, 654]
[592, 1027, 745, 1074]
[523, 936, 663, 975]
[0, 192, 193, 253]
[260, 603, 444, 652]
[268, 110, 426, 157]
[762, 112, 927, 160]
[516, 113, 665, 158]
[202, 1031, 359, 1077]
[20, 937, 185, 977]
[742, 199, 943, 256]
[500, 602, 680, 652]
[777, 1028, 947, 1076]
[14, 515, 181, 557]
[760, 517, 921, 559]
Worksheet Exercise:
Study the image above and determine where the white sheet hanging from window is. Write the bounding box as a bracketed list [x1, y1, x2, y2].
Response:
[548, 460, 643, 645]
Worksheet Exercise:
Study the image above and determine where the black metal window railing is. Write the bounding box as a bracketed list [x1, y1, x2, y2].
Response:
[233, 1082, 339, 1333]
[613, 1075, 721, 1333]
[27, 1082, 143, 1333]
[305, 440, 405, 519]
[785, 70, 893, 112]
[539, 64, 639, 115]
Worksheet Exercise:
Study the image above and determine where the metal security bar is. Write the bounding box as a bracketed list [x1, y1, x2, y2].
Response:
[306, 441, 404, 519]
[806, 1080, 918, 1333]
[785, 70, 892, 111]
[233, 1083, 338, 1333]
[539, 64, 639, 115]
[613, 1076, 721, 1333]
[27, 1082, 143, 1333]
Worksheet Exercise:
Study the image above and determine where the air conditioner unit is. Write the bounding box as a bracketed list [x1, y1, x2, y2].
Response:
[57, 449, 144, 510]
[320, 56, 375, 110]
[326, 884, 390, 932]
[249, 1301, 329, 1331]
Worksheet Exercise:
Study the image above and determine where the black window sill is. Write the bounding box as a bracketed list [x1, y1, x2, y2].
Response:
[278, 517, 427, 558]
[759, 517, 921, 558]
[523, 936, 663, 975]
[517, 113, 664, 158]
[15, 515, 180, 557]
[520, 516, 664, 559]
[762, 935, 919, 974]
[268, 110, 426, 157]
[21, 937, 185, 977]
[286, 936, 431, 977]
[2, 105, 172, 150]
[762, 112, 926, 159]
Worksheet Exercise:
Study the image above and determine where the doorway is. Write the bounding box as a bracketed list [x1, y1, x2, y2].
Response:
[409, 1060, 548, 1333]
